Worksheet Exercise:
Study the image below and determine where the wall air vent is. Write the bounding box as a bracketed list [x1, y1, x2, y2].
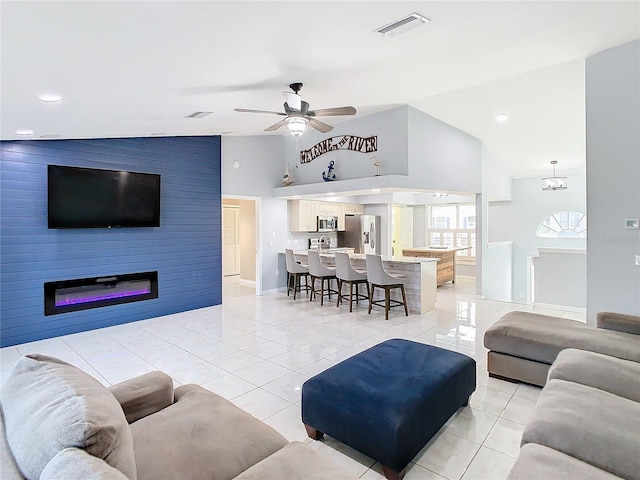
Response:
[185, 111, 213, 118]
[375, 13, 430, 37]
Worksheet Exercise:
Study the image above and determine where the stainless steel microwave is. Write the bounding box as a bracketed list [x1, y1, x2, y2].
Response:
[317, 215, 338, 232]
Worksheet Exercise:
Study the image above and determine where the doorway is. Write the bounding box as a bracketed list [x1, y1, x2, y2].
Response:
[221, 197, 261, 296]
[391, 204, 414, 256]
[222, 205, 240, 276]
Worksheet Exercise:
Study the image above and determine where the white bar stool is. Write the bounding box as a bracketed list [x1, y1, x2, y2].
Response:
[365, 254, 408, 320]
[334, 252, 370, 312]
[285, 249, 310, 300]
[307, 250, 337, 306]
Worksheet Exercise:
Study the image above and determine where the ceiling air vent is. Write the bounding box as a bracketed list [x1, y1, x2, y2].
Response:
[185, 111, 213, 118]
[375, 12, 430, 37]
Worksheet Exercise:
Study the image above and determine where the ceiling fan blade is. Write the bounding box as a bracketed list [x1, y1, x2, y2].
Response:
[307, 117, 333, 133]
[264, 119, 288, 132]
[307, 106, 356, 117]
[234, 108, 286, 116]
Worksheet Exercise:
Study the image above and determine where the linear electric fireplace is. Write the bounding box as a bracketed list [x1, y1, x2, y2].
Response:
[44, 271, 158, 316]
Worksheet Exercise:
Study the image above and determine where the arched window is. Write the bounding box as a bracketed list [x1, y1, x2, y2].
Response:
[536, 211, 586, 238]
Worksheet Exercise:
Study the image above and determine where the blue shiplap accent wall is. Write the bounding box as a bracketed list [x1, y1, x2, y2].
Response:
[0, 136, 221, 347]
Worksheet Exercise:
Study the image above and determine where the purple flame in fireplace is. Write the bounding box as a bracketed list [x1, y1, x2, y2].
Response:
[55, 288, 152, 307]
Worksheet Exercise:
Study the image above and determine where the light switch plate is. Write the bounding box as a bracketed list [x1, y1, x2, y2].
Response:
[636, 255, 640, 266]
[625, 218, 639, 229]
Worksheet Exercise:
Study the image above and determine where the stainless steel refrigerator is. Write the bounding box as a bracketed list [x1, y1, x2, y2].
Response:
[338, 215, 380, 254]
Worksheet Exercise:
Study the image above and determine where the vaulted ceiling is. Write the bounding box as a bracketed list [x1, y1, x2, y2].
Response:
[2, 1, 638, 178]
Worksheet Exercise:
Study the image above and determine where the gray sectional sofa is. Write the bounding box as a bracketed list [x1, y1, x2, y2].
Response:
[484, 311, 640, 386]
[483, 310, 640, 478]
[508, 348, 640, 479]
[0, 354, 352, 480]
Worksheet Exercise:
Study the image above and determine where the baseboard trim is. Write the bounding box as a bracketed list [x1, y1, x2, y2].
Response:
[260, 287, 287, 296]
[533, 302, 586, 313]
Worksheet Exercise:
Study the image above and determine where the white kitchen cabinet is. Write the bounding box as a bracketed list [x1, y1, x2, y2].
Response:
[344, 203, 364, 214]
[317, 202, 338, 215]
[289, 200, 364, 232]
[288, 200, 318, 232]
[338, 203, 363, 231]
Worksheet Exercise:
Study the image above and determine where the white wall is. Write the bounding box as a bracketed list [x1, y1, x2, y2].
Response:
[481, 145, 512, 300]
[586, 40, 640, 322]
[483, 242, 513, 302]
[222, 135, 289, 292]
[283, 105, 484, 197]
[488, 175, 587, 304]
[413, 205, 426, 247]
[408, 106, 482, 194]
[482, 145, 512, 202]
[284, 107, 409, 184]
[533, 250, 586, 308]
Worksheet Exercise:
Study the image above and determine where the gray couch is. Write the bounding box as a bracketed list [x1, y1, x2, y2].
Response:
[507, 348, 640, 479]
[484, 311, 640, 386]
[0, 354, 352, 480]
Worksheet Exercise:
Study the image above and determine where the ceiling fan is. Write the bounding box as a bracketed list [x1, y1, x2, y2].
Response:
[234, 83, 356, 135]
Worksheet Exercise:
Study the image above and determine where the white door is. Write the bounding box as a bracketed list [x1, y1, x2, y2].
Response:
[392, 205, 414, 256]
[223, 206, 240, 276]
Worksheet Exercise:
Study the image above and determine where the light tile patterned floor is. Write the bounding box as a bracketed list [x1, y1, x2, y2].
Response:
[0, 277, 584, 479]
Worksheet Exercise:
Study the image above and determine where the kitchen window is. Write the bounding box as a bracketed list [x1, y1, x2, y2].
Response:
[427, 204, 476, 260]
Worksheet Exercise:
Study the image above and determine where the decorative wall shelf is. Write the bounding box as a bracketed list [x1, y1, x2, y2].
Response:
[274, 175, 475, 199]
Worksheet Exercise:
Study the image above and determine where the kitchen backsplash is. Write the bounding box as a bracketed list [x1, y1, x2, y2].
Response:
[288, 231, 337, 249]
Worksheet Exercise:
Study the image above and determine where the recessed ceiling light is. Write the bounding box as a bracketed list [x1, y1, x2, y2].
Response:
[38, 93, 62, 103]
[327, 192, 334, 196]
[15, 129, 34, 136]
[293, 195, 301, 198]
[371, 188, 381, 192]
[496, 113, 509, 123]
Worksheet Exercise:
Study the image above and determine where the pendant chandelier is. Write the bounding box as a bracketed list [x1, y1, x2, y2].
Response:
[542, 161, 567, 191]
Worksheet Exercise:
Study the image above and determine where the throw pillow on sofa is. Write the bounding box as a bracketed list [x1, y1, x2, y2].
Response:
[0, 354, 137, 480]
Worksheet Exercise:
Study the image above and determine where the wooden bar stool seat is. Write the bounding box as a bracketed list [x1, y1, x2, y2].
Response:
[334, 252, 370, 312]
[307, 250, 337, 306]
[365, 254, 408, 320]
[285, 249, 310, 300]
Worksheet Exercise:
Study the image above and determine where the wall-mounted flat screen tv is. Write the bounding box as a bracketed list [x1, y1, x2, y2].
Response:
[48, 165, 161, 229]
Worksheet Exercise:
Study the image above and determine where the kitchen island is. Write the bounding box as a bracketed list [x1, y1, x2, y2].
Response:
[291, 251, 437, 314]
[402, 246, 471, 286]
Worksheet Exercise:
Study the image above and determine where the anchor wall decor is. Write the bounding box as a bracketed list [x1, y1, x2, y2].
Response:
[322, 161, 336, 182]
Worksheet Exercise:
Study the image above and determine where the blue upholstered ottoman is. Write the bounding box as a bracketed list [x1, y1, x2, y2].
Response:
[301, 339, 476, 480]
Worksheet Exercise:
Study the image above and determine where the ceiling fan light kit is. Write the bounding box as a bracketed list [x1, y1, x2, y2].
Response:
[286, 117, 307, 136]
[234, 82, 356, 135]
[542, 160, 568, 190]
